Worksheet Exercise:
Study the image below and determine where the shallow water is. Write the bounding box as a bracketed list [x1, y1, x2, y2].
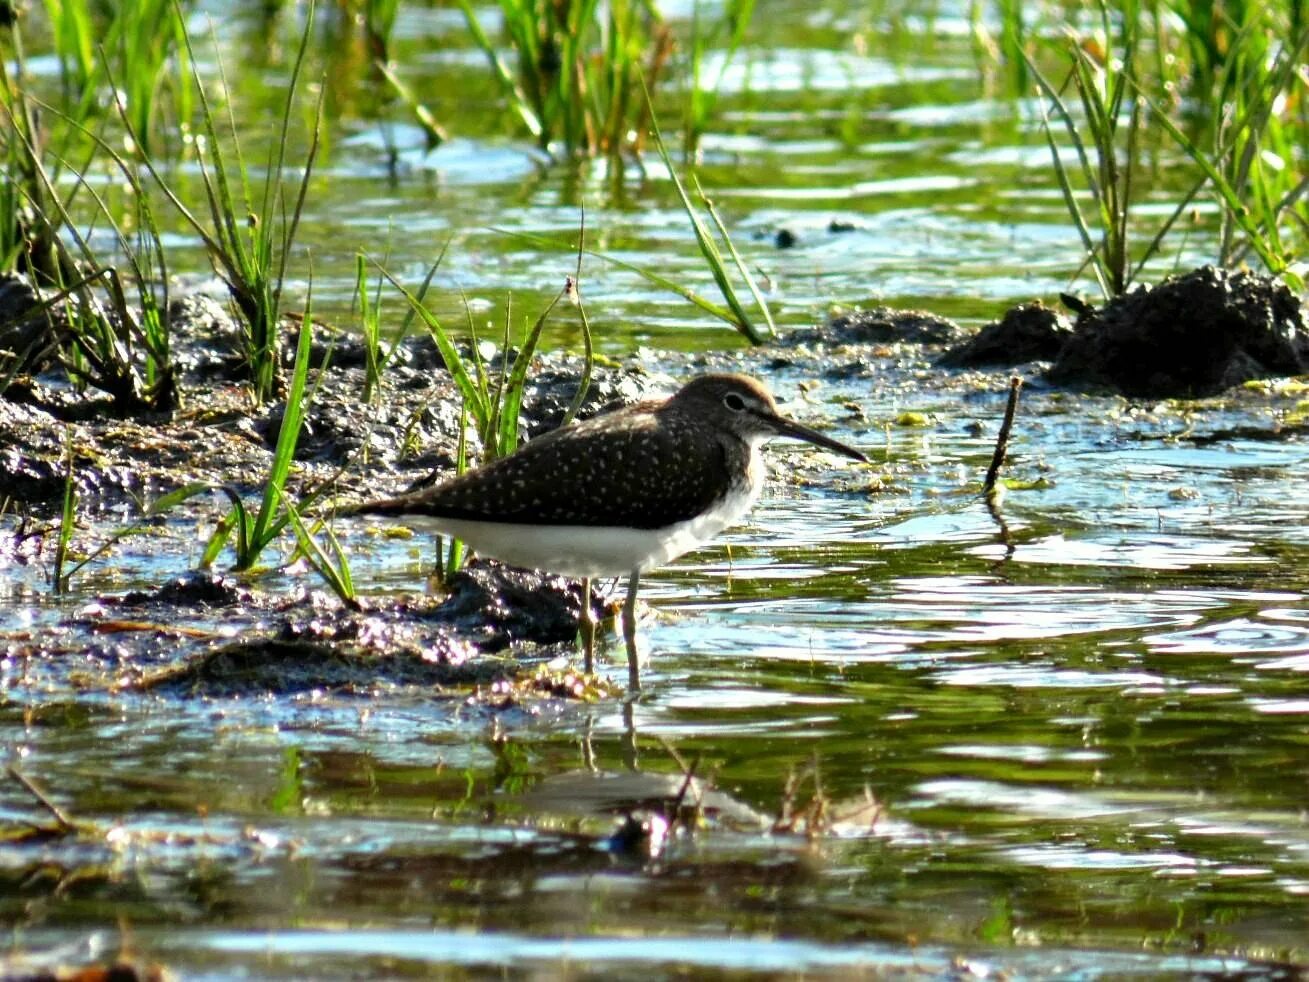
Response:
[4, 0, 1309, 978]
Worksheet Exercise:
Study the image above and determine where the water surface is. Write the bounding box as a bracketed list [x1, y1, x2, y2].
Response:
[3, 0, 1308, 977]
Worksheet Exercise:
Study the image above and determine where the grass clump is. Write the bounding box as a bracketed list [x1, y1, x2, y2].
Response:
[128, 1, 324, 405]
[0, 39, 179, 412]
[367, 228, 594, 574]
[3, 1, 320, 410]
[200, 309, 318, 574]
[1026, 9, 1162, 299]
[1025, 0, 1308, 294]
[354, 249, 432, 406]
[51, 283, 360, 607]
[110, 308, 319, 580]
[1150, 5, 1308, 285]
[457, 0, 673, 157]
[38, 111, 180, 410]
[374, 233, 593, 466]
[457, 0, 759, 159]
[140, 285, 357, 605]
[40, 0, 191, 155]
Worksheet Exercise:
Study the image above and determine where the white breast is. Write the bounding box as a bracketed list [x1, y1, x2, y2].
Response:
[402, 477, 763, 579]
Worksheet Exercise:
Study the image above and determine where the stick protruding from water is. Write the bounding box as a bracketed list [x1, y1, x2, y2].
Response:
[983, 377, 1023, 499]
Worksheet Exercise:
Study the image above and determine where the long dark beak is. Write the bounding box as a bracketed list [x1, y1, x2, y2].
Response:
[765, 411, 867, 462]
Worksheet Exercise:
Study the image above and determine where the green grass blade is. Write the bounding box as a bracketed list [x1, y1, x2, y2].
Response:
[457, 286, 492, 416]
[281, 489, 358, 607]
[370, 256, 490, 427]
[644, 86, 764, 344]
[495, 228, 740, 324]
[356, 253, 380, 401]
[498, 290, 562, 455]
[700, 180, 775, 339]
[191, 485, 254, 569]
[51, 429, 76, 594]
[62, 481, 226, 581]
[263, 0, 315, 224]
[442, 400, 470, 576]
[200, 509, 239, 569]
[242, 303, 315, 568]
[269, 5, 323, 321]
[560, 212, 594, 427]
[1140, 89, 1285, 276]
[1025, 53, 1110, 297]
[398, 239, 450, 339]
[147, 482, 226, 516]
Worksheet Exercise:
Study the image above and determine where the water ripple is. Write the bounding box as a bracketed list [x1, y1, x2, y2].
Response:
[1002, 843, 1195, 871]
[1147, 617, 1309, 655]
[994, 533, 1266, 570]
[936, 665, 1166, 690]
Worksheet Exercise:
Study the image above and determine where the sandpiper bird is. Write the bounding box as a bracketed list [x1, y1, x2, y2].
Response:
[350, 373, 865, 688]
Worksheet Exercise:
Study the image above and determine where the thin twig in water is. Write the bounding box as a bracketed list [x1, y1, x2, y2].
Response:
[669, 765, 703, 837]
[657, 736, 706, 828]
[773, 754, 833, 837]
[7, 764, 75, 832]
[983, 377, 1023, 497]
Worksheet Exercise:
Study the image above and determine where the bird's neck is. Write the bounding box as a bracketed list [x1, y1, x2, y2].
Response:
[726, 435, 767, 499]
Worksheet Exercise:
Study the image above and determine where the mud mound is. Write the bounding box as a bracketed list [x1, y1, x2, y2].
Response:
[789, 307, 964, 348]
[1048, 266, 1307, 397]
[940, 301, 1072, 368]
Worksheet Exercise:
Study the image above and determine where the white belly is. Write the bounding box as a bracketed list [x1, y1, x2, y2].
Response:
[402, 483, 760, 578]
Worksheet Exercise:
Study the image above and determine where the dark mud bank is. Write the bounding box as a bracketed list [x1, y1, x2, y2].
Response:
[942, 265, 1308, 396]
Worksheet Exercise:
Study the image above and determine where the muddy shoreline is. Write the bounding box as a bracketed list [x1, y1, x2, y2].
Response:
[2, 266, 1306, 697]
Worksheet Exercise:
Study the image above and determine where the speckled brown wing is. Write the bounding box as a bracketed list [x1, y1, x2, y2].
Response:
[363, 404, 740, 530]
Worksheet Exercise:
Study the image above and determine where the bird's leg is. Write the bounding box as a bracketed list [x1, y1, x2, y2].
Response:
[580, 576, 595, 675]
[621, 699, 638, 771]
[623, 569, 641, 690]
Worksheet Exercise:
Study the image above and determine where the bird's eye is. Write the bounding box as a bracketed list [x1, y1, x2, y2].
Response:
[723, 392, 747, 412]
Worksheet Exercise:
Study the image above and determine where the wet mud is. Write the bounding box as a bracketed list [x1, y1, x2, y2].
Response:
[2, 266, 1306, 699]
[937, 265, 1307, 395]
[939, 300, 1072, 368]
[1048, 265, 1308, 396]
